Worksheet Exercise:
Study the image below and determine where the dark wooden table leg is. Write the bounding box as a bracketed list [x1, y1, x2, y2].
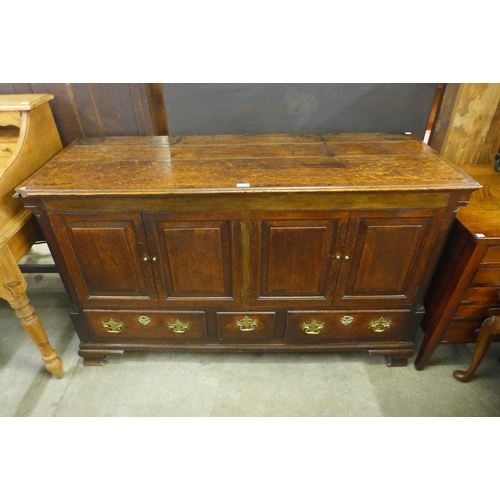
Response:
[453, 315, 500, 382]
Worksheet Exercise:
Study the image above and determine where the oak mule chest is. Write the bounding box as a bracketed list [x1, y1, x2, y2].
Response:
[16, 133, 479, 367]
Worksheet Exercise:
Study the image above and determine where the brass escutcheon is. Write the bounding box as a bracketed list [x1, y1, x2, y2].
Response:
[302, 319, 325, 335]
[102, 318, 124, 333]
[167, 319, 190, 334]
[138, 315, 151, 326]
[369, 317, 391, 332]
[236, 315, 258, 331]
[340, 315, 354, 326]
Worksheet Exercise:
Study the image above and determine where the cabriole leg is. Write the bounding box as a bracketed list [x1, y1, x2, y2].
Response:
[453, 315, 500, 382]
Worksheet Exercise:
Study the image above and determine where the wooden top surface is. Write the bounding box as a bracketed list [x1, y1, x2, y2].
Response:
[16, 133, 481, 197]
[455, 164, 500, 239]
[0, 94, 54, 111]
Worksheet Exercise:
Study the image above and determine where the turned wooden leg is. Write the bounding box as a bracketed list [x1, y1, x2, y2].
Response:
[453, 315, 500, 383]
[0, 244, 64, 379]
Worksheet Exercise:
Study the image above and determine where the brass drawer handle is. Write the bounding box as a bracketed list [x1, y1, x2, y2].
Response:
[236, 315, 258, 331]
[138, 315, 151, 325]
[302, 319, 325, 335]
[167, 319, 190, 334]
[102, 318, 124, 333]
[369, 317, 391, 332]
[340, 315, 354, 325]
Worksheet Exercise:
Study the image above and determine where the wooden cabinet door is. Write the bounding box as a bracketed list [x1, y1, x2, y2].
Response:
[334, 209, 441, 308]
[249, 212, 348, 307]
[50, 213, 158, 307]
[144, 212, 242, 307]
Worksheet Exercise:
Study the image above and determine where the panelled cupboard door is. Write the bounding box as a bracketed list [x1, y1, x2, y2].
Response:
[50, 213, 158, 307]
[334, 209, 441, 308]
[143, 213, 243, 307]
[250, 212, 349, 307]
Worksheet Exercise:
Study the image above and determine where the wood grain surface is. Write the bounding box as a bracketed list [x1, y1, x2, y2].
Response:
[16, 134, 480, 197]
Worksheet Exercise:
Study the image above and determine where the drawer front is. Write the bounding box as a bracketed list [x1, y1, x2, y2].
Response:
[0, 135, 17, 158]
[471, 268, 500, 286]
[84, 310, 207, 341]
[216, 312, 276, 342]
[441, 320, 481, 343]
[482, 246, 500, 265]
[462, 287, 500, 304]
[454, 304, 498, 319]
[285, 310, 411, 343]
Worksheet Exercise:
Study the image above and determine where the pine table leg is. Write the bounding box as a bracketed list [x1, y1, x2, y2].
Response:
[0, 244, 64, 379]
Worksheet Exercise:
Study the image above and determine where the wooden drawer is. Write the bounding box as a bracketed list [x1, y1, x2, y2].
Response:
[0, 132, 17, 158]
[462, 287, 500, 304]
[482, 246, 500, 265]
[216, 312, 276, 342]
[285, 310, 411, 343]
[471, 268, 500, 286]
[84, 310, 207, 341]
[441, 320, 481, 343]
[454, 304, 499, 319]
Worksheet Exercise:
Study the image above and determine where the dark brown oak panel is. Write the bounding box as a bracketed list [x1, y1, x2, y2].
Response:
[144, 213, 242, 307]
[250, 212, 348, 307]
[285, 310, 412, 343]
[84, 310, 207, 342]
[335, 211, 440, 308]
[51, 213, 157, 307]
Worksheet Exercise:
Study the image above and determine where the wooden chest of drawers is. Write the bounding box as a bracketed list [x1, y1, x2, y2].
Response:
[415, 164, 500, 369]
[15, 134, 479, 367]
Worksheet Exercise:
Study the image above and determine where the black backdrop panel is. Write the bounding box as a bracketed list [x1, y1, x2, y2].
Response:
[162, 83, 437, 139]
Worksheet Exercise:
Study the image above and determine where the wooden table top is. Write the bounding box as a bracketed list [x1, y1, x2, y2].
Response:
[16, 133, 481, 197]
[0, 94, 54, 111]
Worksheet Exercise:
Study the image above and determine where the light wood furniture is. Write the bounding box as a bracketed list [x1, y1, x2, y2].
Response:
[0, 94, 64, 378]
[16, 134, 479, 367]
[415, 163, 500, 377]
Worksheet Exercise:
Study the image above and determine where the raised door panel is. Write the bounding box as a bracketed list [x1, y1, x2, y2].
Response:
[51, 213, 157, 307]
[334, 210, 438, 307]
[250, 212, 348, 307]
[144, 213, 242, 307]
